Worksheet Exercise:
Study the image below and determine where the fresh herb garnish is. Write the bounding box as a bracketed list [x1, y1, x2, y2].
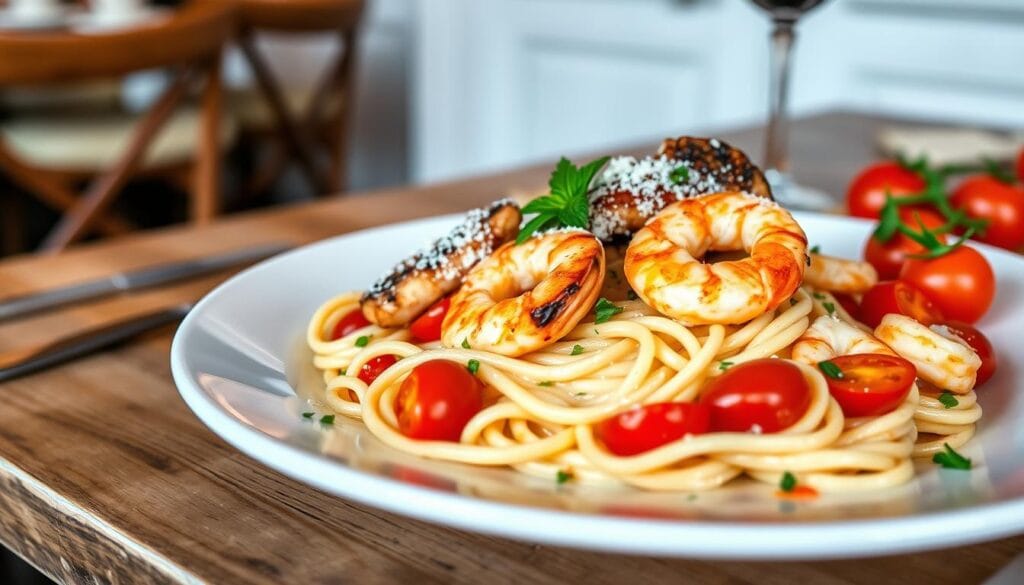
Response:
[556, 469, 574, 484]
[932, 443, 972, 470]
[461, 338, 471, 349]
[812, 292, 826, 300]
[516, 156, 610, 244]
[355, 335, 370, 347]
[669, 165, 690, 185]
[594, 298, 623, 324]
[809, 244, 821, 254]
[571, 344, 585, 356]
[818, 360, 844, 380]
[302, 412, 315, 419]
[320, 414, 336, 425]
[823, 301, 837, 316]
[538, 381, 554, 387]
[718, 361, 734, 371]
[780, 471, 797, 492]
[938, 391, 959, 409]
[340, 367, 347, 376]
[467, 359, 480, 374]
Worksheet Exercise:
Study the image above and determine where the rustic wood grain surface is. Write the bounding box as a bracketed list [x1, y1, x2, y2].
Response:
[0, 112, 1020, 584]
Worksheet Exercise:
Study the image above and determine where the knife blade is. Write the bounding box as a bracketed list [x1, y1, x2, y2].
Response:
[0, 242, 290, 322]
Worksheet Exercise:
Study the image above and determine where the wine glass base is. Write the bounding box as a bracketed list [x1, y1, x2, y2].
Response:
[765, 169, 836, 211]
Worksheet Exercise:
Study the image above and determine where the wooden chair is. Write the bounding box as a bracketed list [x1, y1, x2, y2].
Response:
[0, 0, 237, 253]
[235, 0, 365, 196]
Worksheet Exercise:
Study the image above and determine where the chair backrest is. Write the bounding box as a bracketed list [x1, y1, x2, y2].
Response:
[239, 0, 364, 33]
[0, 0, 237, 86]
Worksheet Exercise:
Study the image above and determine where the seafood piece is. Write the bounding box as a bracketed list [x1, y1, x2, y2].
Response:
[624, 192, 807, 325]
[804, 253, 878, 294]
[792, 315, 895, 364]
[361, 199, 522, 327]
[441, 230, 605, 357]
[875, 314, 981, 394]
[589, 137, 772, 242]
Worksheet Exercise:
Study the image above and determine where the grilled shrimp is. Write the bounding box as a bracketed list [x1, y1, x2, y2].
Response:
[361, 199, 521, 327]
[791, 315, 895, 364]
[623, 192, 807, 325]
[441, 230, 605, 357]
[589, 137, 772, 242]
[875, 314, 981, 394]
[804, 253, 878, 294]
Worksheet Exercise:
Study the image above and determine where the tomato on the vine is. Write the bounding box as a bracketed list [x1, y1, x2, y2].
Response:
[357, 355, 398, 385]
[821, 354, 916, 417]
[395, 360, 483, 441]
[858, 280, 943, 329]
[950, 175, 1024, 250]
[937, 321, 997, 387]
[596, 402, 711, 456]
[701, 359, 811, 433]
[900, 246, 995, 324]
[331, 309, 370, 340]
[409, 297, 451, 343]
[846, 162, 926, 219]
[863, 206, 946, 280]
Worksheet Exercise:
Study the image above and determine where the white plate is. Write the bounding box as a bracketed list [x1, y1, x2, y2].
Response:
[171, 212, 1024, 559]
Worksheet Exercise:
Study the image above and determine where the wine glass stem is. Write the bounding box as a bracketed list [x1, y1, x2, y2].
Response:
[764, 18, 797, 176]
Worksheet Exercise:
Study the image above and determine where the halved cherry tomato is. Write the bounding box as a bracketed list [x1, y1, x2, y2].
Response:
[821, 354, 916, 417]
[858, 280, 944, 329]
[701, 359, 811, 433]
[595, 402, 711, 456]
[832, 292, 860, 320]
[938, 321, 997, 387]
[863, 206, 946, 280]
[950, 175, 1024, 251]
[395, 360, 482, 441]
[357, 355, 398, 385]
[900, 246, 995, 324]
[409, 297, 451, 343]
[846, 162, 926, 219]
[331, 309, 370, 340]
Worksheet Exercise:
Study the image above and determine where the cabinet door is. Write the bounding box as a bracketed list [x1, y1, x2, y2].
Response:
[414, 0, 769, 182]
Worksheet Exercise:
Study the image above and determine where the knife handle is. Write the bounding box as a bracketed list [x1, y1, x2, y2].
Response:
[0, 304, 193, 383]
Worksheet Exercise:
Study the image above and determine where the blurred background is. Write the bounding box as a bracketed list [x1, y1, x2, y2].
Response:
[0, 0, 1022, 253]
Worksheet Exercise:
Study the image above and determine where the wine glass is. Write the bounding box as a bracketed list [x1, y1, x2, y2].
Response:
[751, 0, 833, 210]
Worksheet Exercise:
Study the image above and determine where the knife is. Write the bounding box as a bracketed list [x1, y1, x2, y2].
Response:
[0, 242, 290, 322]
[0, 303, 193, 383]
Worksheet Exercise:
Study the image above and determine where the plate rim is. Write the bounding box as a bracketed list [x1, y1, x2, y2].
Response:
[170, 211, 1024, 559]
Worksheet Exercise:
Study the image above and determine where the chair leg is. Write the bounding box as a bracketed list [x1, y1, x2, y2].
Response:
[193, 52, 223, 224]
[39, 68, 192, 253]
[325, 28, 360, 194]
[1, 191, 25, 255]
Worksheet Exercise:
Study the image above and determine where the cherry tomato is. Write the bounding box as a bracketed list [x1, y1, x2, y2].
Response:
[701, 359, 811, 433]
[938, 321, 997, 387]
[846, 162, 926, 219]
[950, 175, 1024, 250]
[858, 280, 944, 329]
[331, 309, 370, 340]
[409, 297, 451, 343]
[595, 402, 711, 456]
[833, 293, 860, 319]
[357, 355, 398, 385]
[900, 246, 995, 324]
[821, 354, 916, 417]
[862, 206, 946, 280]
[395, 360, 482, 441]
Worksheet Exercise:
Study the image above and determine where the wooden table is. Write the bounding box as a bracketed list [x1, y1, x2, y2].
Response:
[0, 112, 1020, 584]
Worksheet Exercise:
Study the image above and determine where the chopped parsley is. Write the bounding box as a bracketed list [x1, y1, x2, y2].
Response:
[669, 165, 690, 185]
[932, 443, 972, 470]
[823, 301, 837, 316]
[818, 360, 844, 380]
[809, 244, 821, 254]
[461, 338, 471, 349]
[320, 414, 336, 425]
[467, 359, 480, 374]
[938, 391, 959, 409]
[556, 469, 574, 484]
[571, 344, 585, 356]
[302, 412, 315, 419]
[812, 292, 826, 300]
[538, 381, 554, 387]
[339, 367, 347, 376]
[718, 361, 734, 371]
[779, 471, 797, 492]
[354, 335, 370, 347]
[574, 391, 588, 398]
[594, 298, 623, 324]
